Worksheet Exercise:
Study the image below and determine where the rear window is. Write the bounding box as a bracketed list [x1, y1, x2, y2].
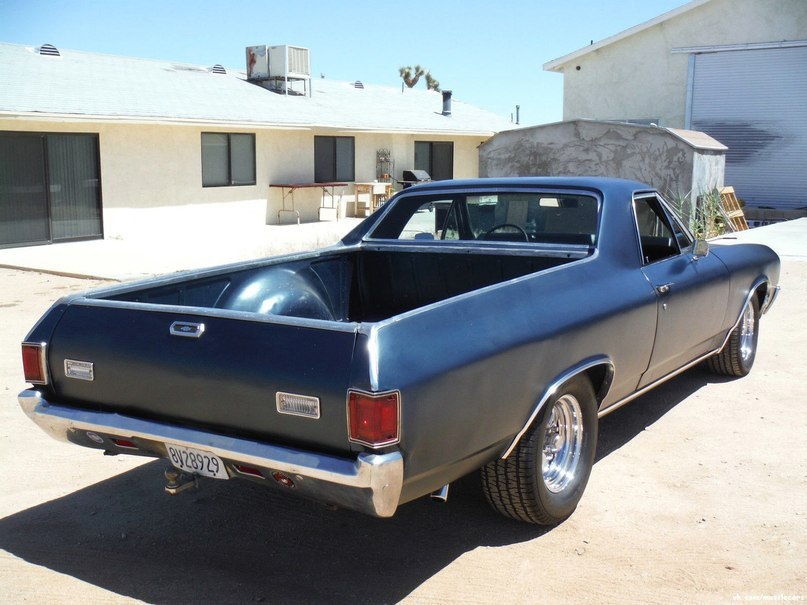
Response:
[369, 192, 599, 246]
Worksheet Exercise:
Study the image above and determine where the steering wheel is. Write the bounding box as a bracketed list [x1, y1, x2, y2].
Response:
[481, 223, 529, 241]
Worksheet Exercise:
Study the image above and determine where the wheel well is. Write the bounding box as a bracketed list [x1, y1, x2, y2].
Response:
[584, 363, 614, 405]
[754, 283, 768, 308]
[501, 358, 614, 459]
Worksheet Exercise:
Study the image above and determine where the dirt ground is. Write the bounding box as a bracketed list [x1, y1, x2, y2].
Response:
[0, 263, 804, 605]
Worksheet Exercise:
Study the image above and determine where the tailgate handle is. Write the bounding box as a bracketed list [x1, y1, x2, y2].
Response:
[170, 321, 206, 338]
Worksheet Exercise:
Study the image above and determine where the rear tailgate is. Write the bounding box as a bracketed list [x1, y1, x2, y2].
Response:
[47, 303, 359, 455]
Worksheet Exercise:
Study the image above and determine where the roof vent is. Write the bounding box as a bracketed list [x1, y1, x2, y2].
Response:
[441, 90, 453, 116]
[209, 64, 227, 74]
[37, 43, 60, 57]
[353, 81, 364, 89]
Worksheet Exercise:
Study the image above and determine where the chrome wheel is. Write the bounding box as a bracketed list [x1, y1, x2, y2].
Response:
[541, 394, 584, 494]
[481, 375, 597, 525]
[707, 294, 760, 378]
[739, 302, 756, 363]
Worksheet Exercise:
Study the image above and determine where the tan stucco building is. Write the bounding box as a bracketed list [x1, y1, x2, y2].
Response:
[543, 0, 807, 211]
[0, 42, 512, 248]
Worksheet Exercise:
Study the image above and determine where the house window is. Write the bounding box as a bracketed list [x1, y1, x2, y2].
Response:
[415, 141, 454, 180]
[1, 132, 102, 248]
[201, 133, 256, 187]
[314, 136, 355, 182]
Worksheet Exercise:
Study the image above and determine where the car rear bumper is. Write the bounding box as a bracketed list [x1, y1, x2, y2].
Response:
[18, 389, 404, 518]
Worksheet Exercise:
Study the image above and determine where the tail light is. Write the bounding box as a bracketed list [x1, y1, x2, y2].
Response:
[111, 438, 138, 450]
[347, 390, 400, 448]
[22, 342, 48, 385]
[234, 464, 264, 479]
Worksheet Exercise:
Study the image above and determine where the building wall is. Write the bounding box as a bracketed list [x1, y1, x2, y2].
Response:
[557, 0, 807, 128]
[479, 120, 725, 220]
[1, 119, 485, 237]
[265, 131, 483, 224]
[690, 151, 725, 204]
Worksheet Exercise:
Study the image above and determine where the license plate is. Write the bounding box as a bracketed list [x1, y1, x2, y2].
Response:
[166, 443, 229, 480]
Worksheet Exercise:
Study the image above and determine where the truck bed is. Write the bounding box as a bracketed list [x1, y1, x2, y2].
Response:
[103, 247, 583, 322]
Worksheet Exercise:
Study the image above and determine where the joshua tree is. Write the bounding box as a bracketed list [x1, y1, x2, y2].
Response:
[424, 72, 440, 92]
[399, 65, 425, 88]
[399, 66, 440, 91]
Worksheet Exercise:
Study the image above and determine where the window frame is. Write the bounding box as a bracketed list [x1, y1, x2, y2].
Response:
[0, 130, 104, 248]
[414, 141, 454, 181]
[632, 193, 694, 265]
[314, 135, 355, 183]
[367, 189, 600, 250]
[201, 132, 256, 188]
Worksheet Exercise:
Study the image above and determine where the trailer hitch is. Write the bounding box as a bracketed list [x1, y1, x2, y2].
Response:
[164, 467, 199, 495]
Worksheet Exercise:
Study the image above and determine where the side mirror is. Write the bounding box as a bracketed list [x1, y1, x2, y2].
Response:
[693, 239, 709, 260]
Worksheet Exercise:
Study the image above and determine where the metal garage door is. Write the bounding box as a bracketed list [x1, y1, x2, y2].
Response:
[689, 45, 807, 210]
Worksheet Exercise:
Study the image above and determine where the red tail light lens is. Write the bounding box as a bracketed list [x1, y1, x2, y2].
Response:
[234, 464, 264, 479]
[22, 342, 48, 385]
[111, 438, 138, 450]
[347, 390, 400, 448]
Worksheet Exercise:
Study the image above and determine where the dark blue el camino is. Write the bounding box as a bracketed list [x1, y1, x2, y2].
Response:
[19, 177, 780, 525]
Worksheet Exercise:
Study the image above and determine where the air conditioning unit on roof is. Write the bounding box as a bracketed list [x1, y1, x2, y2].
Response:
[246, 44, 311, 96]
[268, 45, 310, 80]
[246, 45, 269, 81]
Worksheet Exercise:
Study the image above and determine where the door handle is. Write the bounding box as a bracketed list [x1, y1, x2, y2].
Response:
[656, 283, 673, 295]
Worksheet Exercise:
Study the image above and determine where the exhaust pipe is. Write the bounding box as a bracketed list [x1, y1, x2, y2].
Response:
[430, 484, 450, 502]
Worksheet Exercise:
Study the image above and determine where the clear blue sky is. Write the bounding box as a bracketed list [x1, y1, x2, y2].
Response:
[1, 0, 687, 125]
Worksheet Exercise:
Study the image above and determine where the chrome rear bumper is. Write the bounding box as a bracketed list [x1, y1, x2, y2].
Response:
[18, 389, 404, 518]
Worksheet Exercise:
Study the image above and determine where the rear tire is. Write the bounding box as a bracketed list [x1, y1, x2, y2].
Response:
[481, 375, 598, 525]
[708, 295, 760, 377]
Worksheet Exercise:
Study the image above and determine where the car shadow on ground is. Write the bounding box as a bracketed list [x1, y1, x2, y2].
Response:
[0, 366, 730, 604]
[595, 365, 730, 462]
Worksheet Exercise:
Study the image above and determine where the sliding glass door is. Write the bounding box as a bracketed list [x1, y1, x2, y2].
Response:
[0, 132, 102, 248]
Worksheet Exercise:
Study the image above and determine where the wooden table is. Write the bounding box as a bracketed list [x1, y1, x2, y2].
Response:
[352, 182, 393, 217]
[270, 182, 348, 224]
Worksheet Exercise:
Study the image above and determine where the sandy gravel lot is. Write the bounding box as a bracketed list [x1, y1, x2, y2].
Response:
[0, 260, 805, 604]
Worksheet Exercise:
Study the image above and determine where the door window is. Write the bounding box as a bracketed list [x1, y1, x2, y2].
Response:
[633, 195, 681, 264]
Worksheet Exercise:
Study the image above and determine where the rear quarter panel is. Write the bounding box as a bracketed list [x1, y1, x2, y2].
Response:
[369, 254, 658, 502]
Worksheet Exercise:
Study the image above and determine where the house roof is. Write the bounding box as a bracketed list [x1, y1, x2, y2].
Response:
[543, 0, 711, 72]
[0, 42, 513, 135]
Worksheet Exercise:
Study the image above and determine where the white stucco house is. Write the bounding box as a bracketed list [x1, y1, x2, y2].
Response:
[0, 42, 512, 248]
[543, 0, 807, 213]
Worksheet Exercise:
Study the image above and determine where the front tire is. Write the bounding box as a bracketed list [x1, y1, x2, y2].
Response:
[481, 375, 598, 525]
[708, 295, 760, 377]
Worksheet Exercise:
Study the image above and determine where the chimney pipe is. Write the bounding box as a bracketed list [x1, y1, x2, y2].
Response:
[442, 90, 453, 116]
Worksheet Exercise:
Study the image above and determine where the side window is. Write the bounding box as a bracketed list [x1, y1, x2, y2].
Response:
[634, 196, 680, 264]
[397, 200, 456, 240]
[663, 201, 694, 251]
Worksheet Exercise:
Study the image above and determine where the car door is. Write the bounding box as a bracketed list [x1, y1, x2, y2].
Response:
[634, 194, 730, 388]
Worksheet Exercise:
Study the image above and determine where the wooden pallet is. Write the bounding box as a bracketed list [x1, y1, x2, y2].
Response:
[720, 186, 749, 231]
